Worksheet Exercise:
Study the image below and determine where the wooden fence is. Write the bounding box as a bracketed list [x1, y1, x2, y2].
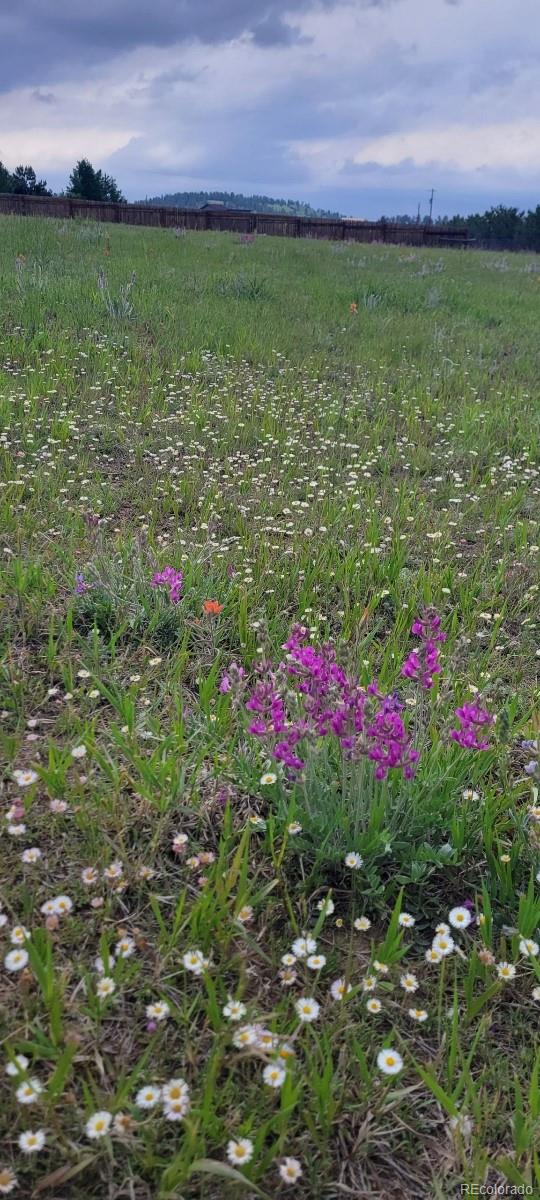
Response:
[0, 192, 468, 248]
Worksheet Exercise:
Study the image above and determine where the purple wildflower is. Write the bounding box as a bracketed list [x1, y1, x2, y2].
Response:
[402, 609, 445, 688]
[75, 573, 92, 595]
[219, 662, 247, 705]
[411, 611, 446, 643]
[151, 566, 183, 604]
[450, 702, 495, 750]
[245, 625, 418, 781]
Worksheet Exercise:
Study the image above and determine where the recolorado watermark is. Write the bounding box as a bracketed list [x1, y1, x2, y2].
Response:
[460, 1186, 532, 1196]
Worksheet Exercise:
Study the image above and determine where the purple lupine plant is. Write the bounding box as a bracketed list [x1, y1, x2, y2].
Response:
[222, 615, 496, 781]
[151, 567, 183, 604]
[219, 662, 247, 706]
[401, 608, 445, 689]
[75, 573, 92, 595]
[241, 624, 419, 781]
[450, 702, 495, 750]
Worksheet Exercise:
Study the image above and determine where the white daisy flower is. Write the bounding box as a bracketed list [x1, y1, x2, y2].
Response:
[232, 1025, 258, 1048]
[279, 1157, 303, 1184]
[306, 954, 326, 971]
[12, 769, 38, 787]
[4, 949, 29, 972]
[432, 934, 455, 957]
[115, 937, 135, 958]
[519, 937, 539, 957]
[330, 977, 352, 1001]
[16, 1078, 43, 1104]
[400, 973, 419, 993]
[95, 954, 116, 975]
[255, 1028, 279, 1051]
[497, 961, 516, 981]
[377, 1048, 403, 1076]
[135, 1085, 161, 1109]
[18, 1129, 45, 1154]
[85, 1111, 112, 1139]
[10, 926, 30, 945]
[145, 1001, 170, 1022]
[164, 1096, 190, 1120]
[291, 936, 316, 958]
[21, 848, 42, 864]
[344, 851, 363, 869]
[182, 949, 205, 974]
[0, 1167, 17, 1194]
[223, 998, 247, 1022]
[262, 1063, 286, 1088]
[448, 907, 472, 930]
[226, 1138, 254, 1166]
[162, 1079, 189, 1106]
[295, 996, 320, 1023]
[6, 1054, 29, 1077]
[96, 977, 115, 999]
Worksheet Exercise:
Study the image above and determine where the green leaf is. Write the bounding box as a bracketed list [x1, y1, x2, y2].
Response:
[188, 1159, 270, 1198]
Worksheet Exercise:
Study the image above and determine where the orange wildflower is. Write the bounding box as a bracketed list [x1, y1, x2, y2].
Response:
[203, 599, 223, 615]
[349, 301, 358, 313]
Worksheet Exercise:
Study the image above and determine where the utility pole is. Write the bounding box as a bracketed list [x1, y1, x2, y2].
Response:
[416, 202, 421, 224]
[428, 188, 435, 224]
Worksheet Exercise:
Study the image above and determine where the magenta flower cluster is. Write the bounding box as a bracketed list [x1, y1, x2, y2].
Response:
[74, 572, 92, 595]
[401, 608, 446, 689]
[243, 624, 419, 780]
[219, 662, 247, 704]
[450, 702, 495, 750]
[220, 612, 497, 782]
[151, 566, 183, 604]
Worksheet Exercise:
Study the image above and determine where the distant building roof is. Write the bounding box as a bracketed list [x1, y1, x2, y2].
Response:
[200, 200, 226, 209]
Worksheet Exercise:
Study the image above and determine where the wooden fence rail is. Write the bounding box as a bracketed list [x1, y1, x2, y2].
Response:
[0, 192, 468, 248]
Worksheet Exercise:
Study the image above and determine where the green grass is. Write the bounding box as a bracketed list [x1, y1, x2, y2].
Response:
[0, 215, 539, 1198]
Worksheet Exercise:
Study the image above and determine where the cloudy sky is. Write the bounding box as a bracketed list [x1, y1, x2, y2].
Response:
[1, 0, 539, 217]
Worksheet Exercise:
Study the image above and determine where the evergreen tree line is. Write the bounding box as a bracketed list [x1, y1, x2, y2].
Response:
[384, 205, 540, 251]
[0, 159, 125, 203]
[142, 189, 342, 219]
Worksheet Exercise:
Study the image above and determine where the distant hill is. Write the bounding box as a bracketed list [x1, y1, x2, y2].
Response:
[139, 190, 342, 219]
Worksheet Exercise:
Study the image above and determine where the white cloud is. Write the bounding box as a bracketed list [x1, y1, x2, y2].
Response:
[1, 0, 539, 212]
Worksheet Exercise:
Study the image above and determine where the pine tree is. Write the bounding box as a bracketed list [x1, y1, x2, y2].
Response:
[67, 159, 125, 203]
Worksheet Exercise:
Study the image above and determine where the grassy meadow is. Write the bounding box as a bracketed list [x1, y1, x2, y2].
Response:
[0, 215, 539, 1198]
